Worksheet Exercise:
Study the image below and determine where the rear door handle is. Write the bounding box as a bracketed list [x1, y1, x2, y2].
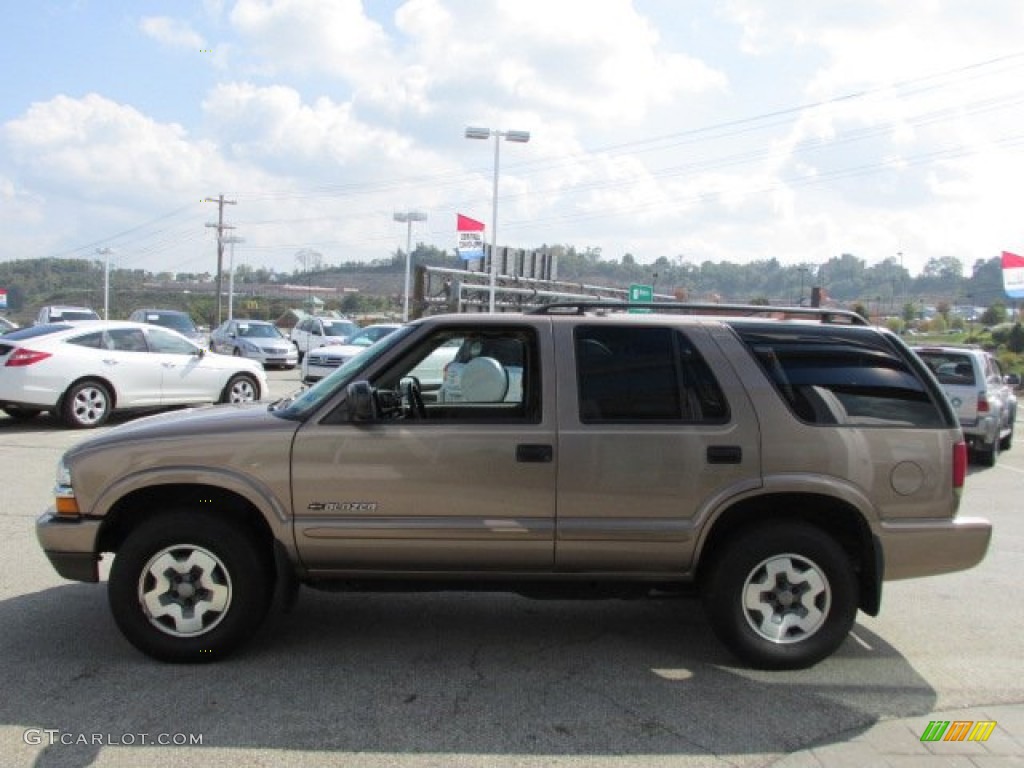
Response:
[516, 444, 553, 463]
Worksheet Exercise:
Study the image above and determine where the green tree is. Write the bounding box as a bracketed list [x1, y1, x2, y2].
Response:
[1009, 323, 1024, 354]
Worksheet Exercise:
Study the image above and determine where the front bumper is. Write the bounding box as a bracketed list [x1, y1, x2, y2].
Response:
[878, 516, 992, 580]
[35, 510, 102, 582]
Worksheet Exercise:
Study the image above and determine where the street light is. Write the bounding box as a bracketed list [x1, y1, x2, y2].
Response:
[96, 247, 113, 319]
[393, 211, 427, 322]
[222, 236, 245, 321]
[464, 126, 531, 312]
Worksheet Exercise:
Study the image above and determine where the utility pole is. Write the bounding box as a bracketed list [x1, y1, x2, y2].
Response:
[205, 194, 237, 326]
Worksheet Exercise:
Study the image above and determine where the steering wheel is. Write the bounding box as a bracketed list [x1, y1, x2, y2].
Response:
[402, 376, 426, 419]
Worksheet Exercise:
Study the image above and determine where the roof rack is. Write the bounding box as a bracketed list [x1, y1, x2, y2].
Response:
[526, 300, 869, 326]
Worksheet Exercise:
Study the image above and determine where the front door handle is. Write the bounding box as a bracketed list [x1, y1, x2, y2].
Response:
[516, 444, 553, 463]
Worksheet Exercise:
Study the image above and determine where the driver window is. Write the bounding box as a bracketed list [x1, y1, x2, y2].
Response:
[375, 328, 537, 422]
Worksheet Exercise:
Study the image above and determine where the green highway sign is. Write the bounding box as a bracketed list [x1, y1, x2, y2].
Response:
[629, 284, 653, 312]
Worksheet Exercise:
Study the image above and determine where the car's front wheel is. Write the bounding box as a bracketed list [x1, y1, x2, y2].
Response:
[221, 373, 259, 404]
[108, 512, 272, 662]
[61, 380, 112, 428]
[701, 522, 857, 670]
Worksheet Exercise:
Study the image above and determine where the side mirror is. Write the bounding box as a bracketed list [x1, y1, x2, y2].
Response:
[346, 381, 377, 421]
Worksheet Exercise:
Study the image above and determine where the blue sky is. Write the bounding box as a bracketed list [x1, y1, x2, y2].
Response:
[2, 0, 1024, 281]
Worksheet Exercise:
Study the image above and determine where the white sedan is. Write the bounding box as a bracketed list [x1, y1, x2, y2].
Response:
[0, 321, 268, 428]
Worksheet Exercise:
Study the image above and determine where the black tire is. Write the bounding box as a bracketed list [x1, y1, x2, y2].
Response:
[221, 373, 259, 404]
[108, 512, 272, 662]
[61, 380, 112, 428]
[2, 405, 42, 420]
[979, 436, 999, 467]
[701, 522, 858, 670]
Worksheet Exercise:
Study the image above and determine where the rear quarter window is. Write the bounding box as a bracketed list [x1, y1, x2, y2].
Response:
[733, 325, 947, 427]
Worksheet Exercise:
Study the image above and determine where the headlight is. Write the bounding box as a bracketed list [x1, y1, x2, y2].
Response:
[55, 459, 71, 489]
[54, 458, 80, 517]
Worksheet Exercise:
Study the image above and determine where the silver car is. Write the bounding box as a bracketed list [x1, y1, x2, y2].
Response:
[210, 319, 298, 370]
[913, 345, 1017, 465]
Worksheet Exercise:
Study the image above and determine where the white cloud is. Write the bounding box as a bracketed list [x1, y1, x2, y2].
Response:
[2, 94, 223, 204]
[139, 16, 206, 50]
[229, 0, 395, 79]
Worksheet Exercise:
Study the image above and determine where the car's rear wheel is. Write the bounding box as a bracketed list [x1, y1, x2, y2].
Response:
[61, 380, 112, 428]
[701, 522, 857, 670]
[1000, 421, 1014, 451]
[221, 373, 259, 404]
[979, 435, 1000, 467]
[108, 512, 271, 662]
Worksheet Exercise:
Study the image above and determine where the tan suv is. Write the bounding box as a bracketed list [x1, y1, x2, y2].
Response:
[35, 303, 991, 669]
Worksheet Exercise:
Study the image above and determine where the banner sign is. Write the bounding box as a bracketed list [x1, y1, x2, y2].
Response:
[1002, 251, 1024, 299]
[0, 289, 6, 309]
[456, 214, 485, 260]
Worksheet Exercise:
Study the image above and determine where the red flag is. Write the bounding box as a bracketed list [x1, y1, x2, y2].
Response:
[1002, 250, 1024, 268]
[457, 214, 485, 231]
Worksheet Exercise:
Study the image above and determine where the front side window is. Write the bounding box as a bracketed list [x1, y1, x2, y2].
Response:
[574, 325, 728, 423]
[146, 327, 197, 355]
[372, 327, 538, 422]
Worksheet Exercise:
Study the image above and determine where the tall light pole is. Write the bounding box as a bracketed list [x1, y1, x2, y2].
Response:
[96, 247, 113, 319]
[393, 211, 427, 322]
[464, 126, 531, 312]
[222, 236, 245, 321]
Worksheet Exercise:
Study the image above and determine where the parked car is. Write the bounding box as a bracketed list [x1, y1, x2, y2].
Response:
[913, 345, 1017, 466]
[289, 316, 359, 361]
[0, 320, 267, 428]
[128, 308, 208, 348]
[300, 323, 401, 383]
[35, 305, 100, 325]
[36, 302, 990, 669]
[210, 319, 298, 369]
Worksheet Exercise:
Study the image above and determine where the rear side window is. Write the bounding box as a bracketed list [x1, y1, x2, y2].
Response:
[733, 325, 945, 427]
[575, 326, 728, 423]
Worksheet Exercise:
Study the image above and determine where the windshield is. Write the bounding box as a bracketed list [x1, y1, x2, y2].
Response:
[59, 310, 100, 321]
[148, 313, 195, 333]
[238, 323, 281, 339]
[323, 321, 357, 337]
[274, 325, 414, 419]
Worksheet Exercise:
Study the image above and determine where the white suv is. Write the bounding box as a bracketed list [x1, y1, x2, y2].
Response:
[290, 316, 359, 360]
[35, 305, 100, 325]
[913, 345, 1017, 466]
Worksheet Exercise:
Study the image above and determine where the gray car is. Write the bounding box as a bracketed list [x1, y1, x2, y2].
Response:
[210, 318, 298, 369]
[36, 302, 990, 669]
